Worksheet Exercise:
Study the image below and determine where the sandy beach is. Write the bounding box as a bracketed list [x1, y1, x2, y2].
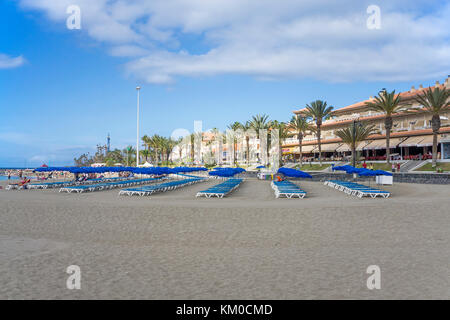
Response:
[0, 178, 449, 299]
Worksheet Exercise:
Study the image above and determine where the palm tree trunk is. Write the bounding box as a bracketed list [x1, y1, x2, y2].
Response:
[317, 126, 322, 165]
[279, 144, 283, 167]
[385, 117, 392, 164]
[431, 115, 441, 168]
[246, 137, 250, 165]
[432, 133, 438, 168]
[298, 136, 303, 167]
[352, 146, 356, 168]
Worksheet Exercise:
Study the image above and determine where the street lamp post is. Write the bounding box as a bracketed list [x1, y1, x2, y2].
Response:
[136, 86, 141, 167]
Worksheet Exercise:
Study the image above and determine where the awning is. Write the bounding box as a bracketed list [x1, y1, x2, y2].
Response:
[364, 138, 405, 150]
[320, 143, 342, 152]
[398, 136, 425, 147]
[363, 139, 385, 150]
[300, 145, 317, 153]
[356, 140, 373, 151]
[417, 135, 439, 147]
[335, 144, 351, 152]
[388, 137, 407, 148]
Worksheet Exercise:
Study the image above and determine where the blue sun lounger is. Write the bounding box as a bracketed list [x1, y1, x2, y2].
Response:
[324, 180, 390, 198]
[271, 180, 307, 198]
[59, 177, 165, 193]
[28, 176, 128, 190]
[119, 177, 205, 196]
[196, 178, 243, 198]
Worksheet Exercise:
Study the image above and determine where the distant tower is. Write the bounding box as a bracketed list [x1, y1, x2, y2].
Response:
[107, 133, 111, 153]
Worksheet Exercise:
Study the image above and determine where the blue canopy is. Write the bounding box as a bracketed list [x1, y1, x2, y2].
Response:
[372, 170, 393, 176]
[33, 166, 179, 175]
[256, 165, 266, 169]
[332, 165, 393, 177]
[277, 167, 312, 178]
[357, 168, 378, 176]
[171, 166, 208, 173]
[332, 165, 364, 174]
[209, 167, 246, 177]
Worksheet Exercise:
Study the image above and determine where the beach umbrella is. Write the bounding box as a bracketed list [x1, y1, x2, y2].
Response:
[357, 168, 378, 177]
[277, 167, 312, 178]
[209, 170, 235, 177]
[209, 167, 245, 177]
[256, 165, 266, 169]
[332, 165, 363, 174]
[372, 170, 393, 176]
[332, 165, 352, 172]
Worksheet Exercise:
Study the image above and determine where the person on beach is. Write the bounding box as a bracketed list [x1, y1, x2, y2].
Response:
[362, 162, 367, 169]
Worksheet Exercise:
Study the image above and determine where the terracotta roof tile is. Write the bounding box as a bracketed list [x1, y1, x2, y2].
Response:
[282, 127, 450, 147]
[293, 83, 447, 115]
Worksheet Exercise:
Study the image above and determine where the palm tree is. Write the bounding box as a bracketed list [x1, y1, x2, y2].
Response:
[164, 138, 177, 164]
[142, 135, 151, 151]
[335, 122, 377, 167]
[304, 100, 334, 165]
[149, 134, 163, 164]
[250, 114, 270, 163]
[140, 149, 150, 163]
[189, 132, 203, 165]
[289, 115, 311, 166]
[364, 90, 405, 164]
[123, 146, 135, 166]
[189, 133, 195, 163]
[176, 137, 184, 163]
[241, 121, 253, 165]
[210, 128, 223, 165]
[270, 121, 290, 167]
[227, 122, 242, 166]
[414, 87, 450, 167]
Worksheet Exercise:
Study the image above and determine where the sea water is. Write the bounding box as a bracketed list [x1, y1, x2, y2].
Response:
[0, 176, 18, 181]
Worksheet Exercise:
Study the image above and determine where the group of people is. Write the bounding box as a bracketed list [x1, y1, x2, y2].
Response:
[362, 162, 401, 172]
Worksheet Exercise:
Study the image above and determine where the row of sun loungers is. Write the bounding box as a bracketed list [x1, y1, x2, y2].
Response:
[324, 180, 390, 198]
[5, 179, 31, 190]
[196, 178, 243, 198]
[27, 177, 128, 190]
[271, 180, 307, 198]
[118, 177, 205, 196]
[59, 177, 165, 193]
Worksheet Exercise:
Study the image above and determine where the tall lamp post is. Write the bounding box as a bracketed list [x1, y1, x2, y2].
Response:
[136, 86, 141, 167]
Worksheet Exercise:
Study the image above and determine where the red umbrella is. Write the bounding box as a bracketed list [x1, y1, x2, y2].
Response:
[41, 164, 48, 167]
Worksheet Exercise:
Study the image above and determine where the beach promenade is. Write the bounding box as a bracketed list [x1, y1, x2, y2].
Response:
[0, 179, 449, 299]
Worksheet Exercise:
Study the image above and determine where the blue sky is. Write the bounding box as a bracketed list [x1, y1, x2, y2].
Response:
[1, 0, 449, 167]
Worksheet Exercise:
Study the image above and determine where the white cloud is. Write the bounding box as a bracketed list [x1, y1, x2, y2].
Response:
[109, 45, 149, 57]
[18, 0, 450, 83]
[0, 54, 25, 69]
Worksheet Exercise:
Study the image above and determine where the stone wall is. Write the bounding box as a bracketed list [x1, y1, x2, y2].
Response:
[391, 172, 450, 185]
[245, 171, 450, 185]
[307, 172, 450, 185]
